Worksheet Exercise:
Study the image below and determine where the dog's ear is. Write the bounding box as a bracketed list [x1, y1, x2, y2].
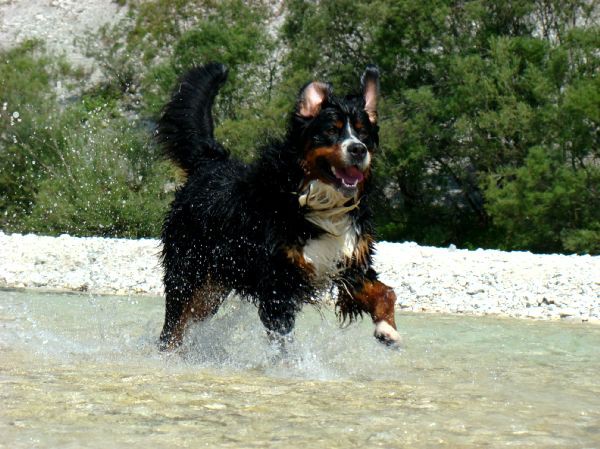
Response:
[361, 65, 379, 124]
[297, 81, 331, 118]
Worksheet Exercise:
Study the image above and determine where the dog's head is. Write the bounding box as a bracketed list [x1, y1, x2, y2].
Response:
[294, 66, 380, 198]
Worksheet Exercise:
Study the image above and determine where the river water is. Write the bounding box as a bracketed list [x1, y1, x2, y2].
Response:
[1, 290, 599, 448]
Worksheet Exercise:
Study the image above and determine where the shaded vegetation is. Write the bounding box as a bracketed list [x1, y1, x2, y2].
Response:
[0, 40, 172, 237]
[0, 0, 598, 253]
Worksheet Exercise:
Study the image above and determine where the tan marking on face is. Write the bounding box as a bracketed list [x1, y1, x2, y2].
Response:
[302, 144, 344, 184]
[301, 140, 371, 197]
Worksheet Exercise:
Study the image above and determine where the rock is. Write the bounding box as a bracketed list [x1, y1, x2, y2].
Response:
[559, 308, 579, 318]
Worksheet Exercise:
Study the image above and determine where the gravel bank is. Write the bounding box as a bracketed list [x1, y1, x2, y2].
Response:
[1, 231, 598, 323]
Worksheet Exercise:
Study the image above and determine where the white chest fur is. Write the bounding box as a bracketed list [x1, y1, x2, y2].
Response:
[298, 180, 359, 278]
[303, 222, 357, 277]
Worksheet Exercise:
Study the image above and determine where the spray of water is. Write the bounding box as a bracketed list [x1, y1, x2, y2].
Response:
[2, 291, 403, 382]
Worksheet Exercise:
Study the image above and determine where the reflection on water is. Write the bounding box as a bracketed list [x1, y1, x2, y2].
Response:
[1, 290, 599, 448]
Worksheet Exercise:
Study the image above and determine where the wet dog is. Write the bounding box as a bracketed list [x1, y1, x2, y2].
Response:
[157, 63, 400, 350]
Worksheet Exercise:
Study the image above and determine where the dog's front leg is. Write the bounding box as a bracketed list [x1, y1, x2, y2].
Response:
[356, 279, 401, 345]
[257, 294, 301, 360]
[338, 272, 401, 346]
[258, 299, 296, 337]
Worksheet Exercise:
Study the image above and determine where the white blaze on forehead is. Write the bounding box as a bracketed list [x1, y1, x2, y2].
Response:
[341, 120, 363, 149]
[340, 120, 369, 168]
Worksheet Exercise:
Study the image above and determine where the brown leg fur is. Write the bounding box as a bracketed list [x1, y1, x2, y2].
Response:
[162, 280, 226, 351]
[337, 278, 400, 345]
[352, 280, 397, 327]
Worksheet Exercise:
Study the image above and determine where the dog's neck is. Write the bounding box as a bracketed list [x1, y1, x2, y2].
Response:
[298, 180, 358, 236]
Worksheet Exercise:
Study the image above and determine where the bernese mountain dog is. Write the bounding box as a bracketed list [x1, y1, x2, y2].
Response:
[157, 63, 400, 351]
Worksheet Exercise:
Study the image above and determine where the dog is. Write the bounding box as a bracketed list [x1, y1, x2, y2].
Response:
[157, 62, 400, 351]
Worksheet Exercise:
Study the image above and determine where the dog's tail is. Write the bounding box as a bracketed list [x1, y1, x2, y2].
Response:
[157, 63, 229, 174]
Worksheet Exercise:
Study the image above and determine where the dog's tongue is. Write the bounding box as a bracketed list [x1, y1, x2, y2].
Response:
[334, 166, 364, 186]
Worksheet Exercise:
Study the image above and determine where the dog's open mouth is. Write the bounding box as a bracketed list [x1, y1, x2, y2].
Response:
[312, 158, 366, 196]
[332, 165, 364, 188]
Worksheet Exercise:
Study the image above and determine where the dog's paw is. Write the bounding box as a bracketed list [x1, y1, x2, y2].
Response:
[374, 321, 402, 347]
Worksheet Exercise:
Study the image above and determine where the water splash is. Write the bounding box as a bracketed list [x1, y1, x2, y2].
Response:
[163, 298, 403, 381]
[3, 290, 600, 449]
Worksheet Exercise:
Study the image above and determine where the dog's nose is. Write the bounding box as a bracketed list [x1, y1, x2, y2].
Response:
[347, 142, 367, 160]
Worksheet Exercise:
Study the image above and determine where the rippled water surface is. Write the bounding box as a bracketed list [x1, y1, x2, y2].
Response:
[1, 290, 599, 448]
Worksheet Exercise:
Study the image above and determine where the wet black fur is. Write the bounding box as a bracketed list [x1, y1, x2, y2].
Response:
[158, 63, 380, 347]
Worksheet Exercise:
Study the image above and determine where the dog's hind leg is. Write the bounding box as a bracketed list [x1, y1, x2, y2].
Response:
[159, 279, 226, 351]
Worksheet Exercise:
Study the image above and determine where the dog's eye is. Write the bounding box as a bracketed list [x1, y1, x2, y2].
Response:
[325, 127, 339, 136]
[358, 129, 369, 139]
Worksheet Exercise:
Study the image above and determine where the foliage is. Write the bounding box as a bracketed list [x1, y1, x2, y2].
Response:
[91, 0, 282, 160]
[0, 41, 174, 237]
[1, 0, 598, 254]
[0, 40, 64, 225]
[19, 114, 174, 238]
[486, 146, 600, 253]
[350, 0, 598, 254]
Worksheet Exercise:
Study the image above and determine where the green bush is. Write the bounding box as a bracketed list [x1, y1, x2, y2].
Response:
[485, 146, 600, 253]
[0, 40, 65, 225]
[0, 41, 175, 237]
[19, 115, 173, 238]
[1, 0, 598, 254]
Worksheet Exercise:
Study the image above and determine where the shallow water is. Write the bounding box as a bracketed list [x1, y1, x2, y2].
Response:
[1, 290, 599, 449]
